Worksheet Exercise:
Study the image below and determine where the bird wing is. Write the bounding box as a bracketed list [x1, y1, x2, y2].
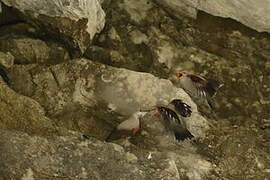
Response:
[205, 78, 224, 97]
[159, 106, 193, 140]
[117, 113, 139, 131]
[171, 100, 192, 117]
[188, 74, 223, 97]
[163, 107, 183, 126]
[106, 129, 134, 142]
[164, 109, 193, 140]
[186, 74, 211, 99]
[106, 113, 141, 142]
[174, 129, 194, 140]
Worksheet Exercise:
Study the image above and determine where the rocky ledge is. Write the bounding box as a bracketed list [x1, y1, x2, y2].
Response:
[0, 0, 269, 179]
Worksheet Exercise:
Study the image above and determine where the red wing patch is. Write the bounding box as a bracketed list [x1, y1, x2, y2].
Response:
[188, 74, 207, 87]
[132, 125, 140, 134]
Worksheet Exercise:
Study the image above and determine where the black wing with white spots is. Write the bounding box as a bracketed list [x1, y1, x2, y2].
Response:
[157, 106, 182, 125]
[157, 106, 193, 141]
[170, 99, 192, 117]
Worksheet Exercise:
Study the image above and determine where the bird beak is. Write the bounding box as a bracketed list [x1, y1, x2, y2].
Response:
[138, 112, 148, 118]
[139, 108, 156, 113]
[140, 107, 159, 116]
[175, 72, 183, 79]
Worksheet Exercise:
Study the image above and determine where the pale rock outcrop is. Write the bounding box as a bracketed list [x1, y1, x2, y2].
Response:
[1, 0, 106, 53]
[198, 0, 270, 33]
[10, 59, 209, 139]
[155, 0, 270, 33]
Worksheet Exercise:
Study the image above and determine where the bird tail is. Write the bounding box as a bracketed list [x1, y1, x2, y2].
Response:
[106, 129, 131, 142]
[174, 130, 194, 141]
[207, 79, 224, 91]
[205, 79, 223, 97]
[106, 130, 118, 142]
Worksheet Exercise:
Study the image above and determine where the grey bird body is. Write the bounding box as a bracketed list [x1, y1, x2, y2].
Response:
[175, 72, 223, 109]
[106, 111, 147, 141]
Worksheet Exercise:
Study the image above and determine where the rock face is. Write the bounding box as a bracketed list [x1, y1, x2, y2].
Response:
[10, 59, 208, 139]
[0, 129, 212, 180]
[1, 0, 105, 53]
[0, 51, 14, 68]
[153, 0, 198, 19]
[155, 0, 270, 33]
[0, 129, 145, 180]
[198, 0, 270, 33]
[0, 0, 270, 179]
[0, 76, 58, 136]
[1, 58, 212, 179]
[0, 36, 70, 64]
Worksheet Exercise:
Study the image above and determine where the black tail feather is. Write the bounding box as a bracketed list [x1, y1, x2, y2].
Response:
[175, 130, 194, 141]
[106, 129, 133, 142]
[206, 79, 223, 97]
[207, 79, 223, 91]
[170, 99, 192, 117]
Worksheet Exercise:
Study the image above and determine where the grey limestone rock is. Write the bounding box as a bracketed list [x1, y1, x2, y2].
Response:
[0, 36, 70, 64]
[1, 0, 106, 53]
[0, 129, 212, 180]
[155, 0, 270, 33]
[10, 59, 209, 139]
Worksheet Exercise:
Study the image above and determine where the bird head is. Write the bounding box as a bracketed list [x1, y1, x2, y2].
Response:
[175, 72, 183, 79]
[175, 71, 188, 79]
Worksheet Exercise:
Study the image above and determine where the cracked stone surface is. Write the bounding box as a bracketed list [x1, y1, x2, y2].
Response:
[0, 0, 269, 179]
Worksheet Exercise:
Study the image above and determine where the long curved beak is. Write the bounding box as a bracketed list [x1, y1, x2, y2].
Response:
[139, 108, 156, 112]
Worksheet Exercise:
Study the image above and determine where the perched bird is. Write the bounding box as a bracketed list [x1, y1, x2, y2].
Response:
[175, 72, 223, 109]
[0, 64, 10, 84]
[156, 106, 193, 141]
[168, 99, 192, 117]
[106, 111, 147, 141]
